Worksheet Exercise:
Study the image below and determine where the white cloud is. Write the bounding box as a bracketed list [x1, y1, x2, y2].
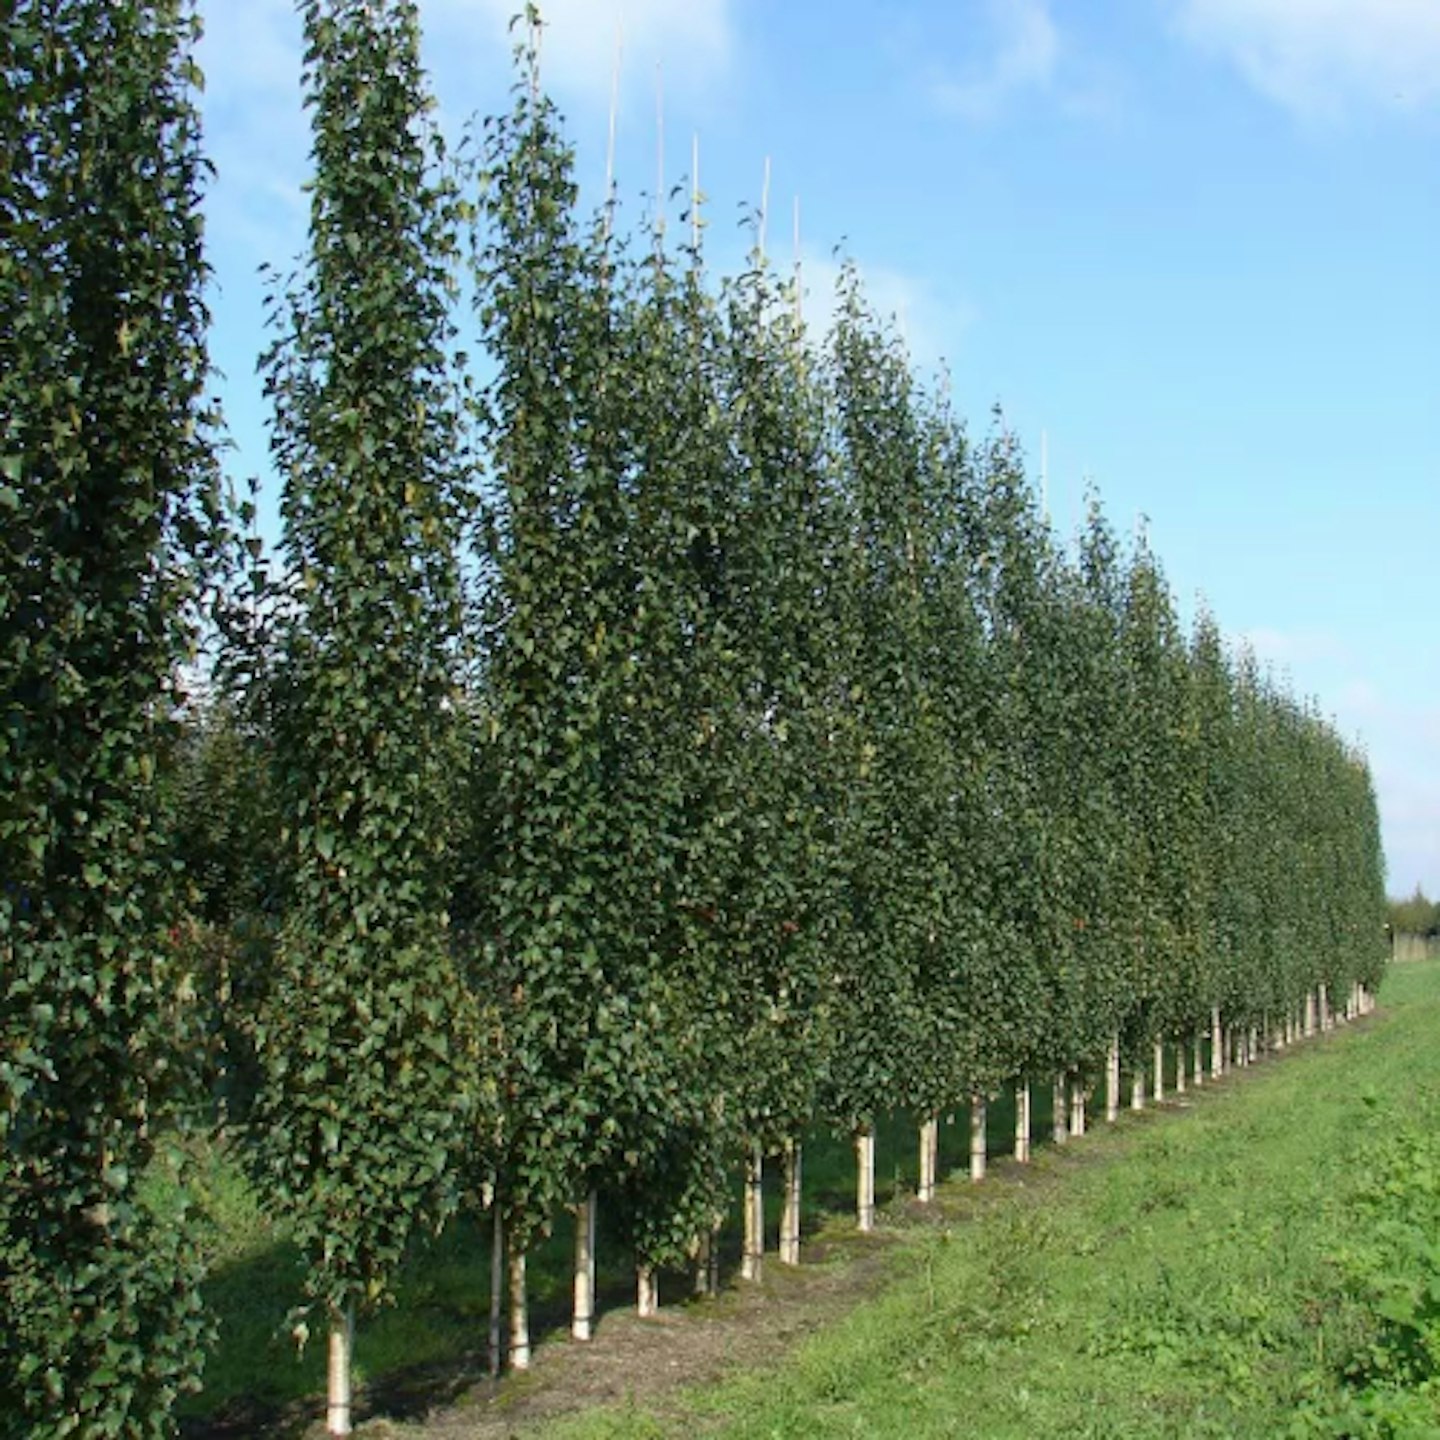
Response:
[1176, 0, 1440, 120]
[437, 0, 733, 107]
[1237, 625, 1350, 667]
[930, 0, 1060, 122]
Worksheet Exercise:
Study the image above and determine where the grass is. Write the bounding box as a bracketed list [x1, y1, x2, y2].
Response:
[538, 962, 1440, 1439]
[174, 965, 1440, 1436]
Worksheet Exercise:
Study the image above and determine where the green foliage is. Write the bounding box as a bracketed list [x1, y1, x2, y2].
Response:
[0, 1, 222, 1431]
[249, 0, 480, 1324]
[1390, 889, 1440, 938]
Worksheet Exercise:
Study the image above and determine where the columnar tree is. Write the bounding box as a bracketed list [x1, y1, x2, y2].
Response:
[249, 2, 477, 1428]
[0, 3, 221, 1432]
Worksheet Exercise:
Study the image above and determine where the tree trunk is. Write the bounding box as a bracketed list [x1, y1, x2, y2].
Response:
[488, 1206, 504, 1377]
[1106, 1036, 1121, 1122]
[780, 1138, 802, 1266]
[970, 1097, 987, 1181]
[918, 1117, 938, 1202]
[742, 1141, 764, 1281]
[1304, 991, 1317, 1037]
[1319, 984, 1331, 1032]
[326, 1304, 353, 1437]
[1052, 1075, 1068, 1143]
[572, 1190, 597, 1341]
[1152, 1039, 1165, 1103]
[1068, 1076, 1085, 1137]
[1014, 1080, 1031, 1162]
[856, 1128, 876, 1232]
[508, 1246, 530, 1371]
[637, 1263, 658, 1318]
[1211, 1006, 1224, 1078]
[1193, 1035, 1204, 1087]
[1174, 1042, 1186, 1095]
[1130, 1066, 1144, 1112]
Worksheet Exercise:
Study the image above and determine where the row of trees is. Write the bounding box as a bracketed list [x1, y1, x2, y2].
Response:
[2, 3, 1388, 1437]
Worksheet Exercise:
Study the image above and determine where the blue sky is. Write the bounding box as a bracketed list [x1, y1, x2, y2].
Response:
[195, 0, 1439, 898]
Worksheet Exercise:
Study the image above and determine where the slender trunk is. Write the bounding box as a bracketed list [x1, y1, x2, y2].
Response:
[1249, 1026, 1259, 1061]
[1211, 1006, 1223, 1078]
[1014, 1079, 1031, 1162]
[1304, 991, 1317, 1037]
[1152, 1038, 1165, 1103]
[693, 1229, 711, 1298]
[637, 1262, 658, 1318]
[1130, 1065, 1145, 1112]
[742, 1141, 764, 1281]
[856, 1128, 876, 1232]
[1068, 1076, 1085, 1137]
[508, 1247, 530, 1371]
[488, 1206, 504, 1378]
[326, 1304, 353, 1438]
[970, 1097, 987, 1181]
[1319, 984, 1331, 1032]
[918, 1117, 938, 1202]
[572, 1190, 597, 1341]
[780, 1138, 802, 1266]
[1106, 1036, 1121, 1122]
[1052, 1075, 1068, 1143]
[1174, 1042, 1186, 1094]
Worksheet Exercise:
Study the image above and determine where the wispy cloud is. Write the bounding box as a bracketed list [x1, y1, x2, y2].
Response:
[1175, 0, 1440, 120]
[438, 0, 733, 108]
[929, 0, 1061, 122]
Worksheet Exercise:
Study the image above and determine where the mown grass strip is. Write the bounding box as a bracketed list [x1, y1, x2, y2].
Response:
[538, 961, 1440, 1440]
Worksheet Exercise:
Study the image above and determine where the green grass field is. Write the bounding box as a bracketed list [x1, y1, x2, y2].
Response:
[177, 962, 1440, 1437]
[541, 962, 1440, 1440]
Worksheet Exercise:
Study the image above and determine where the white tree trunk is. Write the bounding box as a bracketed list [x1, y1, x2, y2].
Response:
[1305, 991, 1317, 1037]
[1193, 1034, 1204, 1087]
[1130, 1066, 1145, 1112]
[1051, 1075, 1067, 1143]
[326, 1304, 353, 1438]
[1211, 1007, 1223, 1077]
[1106, 1036, 1121, 1122]
[488, 1206, 504, 1377]
[1174, 1042, 1186, 1094]
[970, 1097, 987, 1181]
[572, 1189, 597, 1341]
[1152, 1038, 1165, 1103]
[1014, 1080, 1031, 1162]
[742, 1142, 764, 1281]
[1319, 984, 1331, 1032]
[637, 1262, 658, 1318]
[856, 1128, 876, 1232]
[780, 1138, 802, 1266]
[1068, 1076, 1085, 1136]
[918, 1117, 938, 1202]
[508, 1246, 530, 1371]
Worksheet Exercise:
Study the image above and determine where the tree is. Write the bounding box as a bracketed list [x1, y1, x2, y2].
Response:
[0, 3, 222, 1432]
[248, 2, 478, 1429]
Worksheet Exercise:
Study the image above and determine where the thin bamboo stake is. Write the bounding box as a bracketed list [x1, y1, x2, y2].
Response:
[637, 1263, 658, 1318]
[1106, 1036, 1121, 1122]
[601, 25, 622, 248]
[780, 1138, 802, 1266]
[742, 1142, 763, 1281]
[654, 62, 665, 241]
[508, 1247, 530, 1371]
[1014, 1080, 1031, 1162]
[691, 131, 700, 251]
[572, 1190, 597, 1341]
[1068, 1076, 1085, 1137]
[488, 1206, 504, 1377]
[856, 1128, 876, 1232]
[1052, 1074, 1068, 1143]
[970, 1097, 987, 1182]
[326, 1304, 353, 1437]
